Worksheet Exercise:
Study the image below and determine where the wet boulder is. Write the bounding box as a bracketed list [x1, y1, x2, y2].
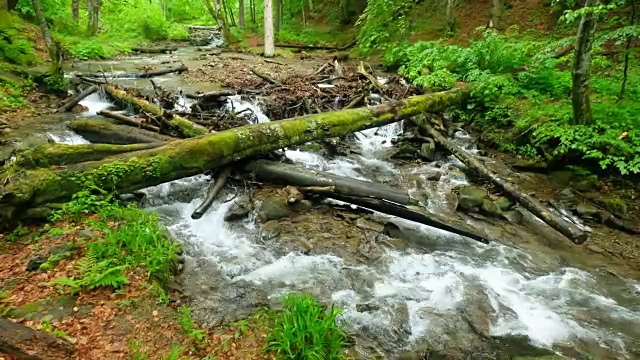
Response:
[602, 197, 627, 218]
[456, 186, 487, 212]
[423, 169, 443, 181]
[258, 196, 291, 222]
[575, 202, 599, 219]
[419, 139, 436, 162]
[480, 199, 502, 217]
[494, 196, 515, 211]
[259, 221, 281, 241]
[391, 142, 419, 160]
[224, 196, 254, 222]
[501, 209, 523, 224]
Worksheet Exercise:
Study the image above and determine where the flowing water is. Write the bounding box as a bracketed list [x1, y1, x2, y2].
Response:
[48, 43, 640, 359]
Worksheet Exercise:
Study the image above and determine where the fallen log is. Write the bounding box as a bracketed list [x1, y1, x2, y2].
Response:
[0, 318, 74, 360]
[57, 85, 98, 113]
[419, 122, 588, 244]
[244, 159, 410, 205]
[102, 84, 208, 137]
[97, 109, 160, 132]
[250, 68, 281, 86]
[82, 64, 188, 79]
[188, 25, 221, 30]
[68, 118, 175, 144]
[245, 159, 490, 243]
[131, 46, 178, 54]
[191, 166, 232, 219]
[0, 88, 468, 228]
[258, 40, 357, 51]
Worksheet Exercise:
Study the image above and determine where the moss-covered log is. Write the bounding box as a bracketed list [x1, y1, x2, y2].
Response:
[0, 88, 468, 228]
[0, 318, 74, 359]
[68, 118, 175, 144]
[102, 84, 209, 137]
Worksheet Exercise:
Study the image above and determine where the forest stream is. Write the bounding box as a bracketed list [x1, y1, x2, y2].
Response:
[21, 32, 638, 360]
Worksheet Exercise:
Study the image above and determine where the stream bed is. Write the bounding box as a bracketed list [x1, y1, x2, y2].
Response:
[48, 43, 640, 359]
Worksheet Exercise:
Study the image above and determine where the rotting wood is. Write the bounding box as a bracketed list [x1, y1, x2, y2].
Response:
[419, 122, 588, 244]
[0, 317, 74, 360]
[82, 64, 188, 79]
[250, 68, 281, 86]
[97, 109, 160, 132]
[57, 85, 98, 112]
[68, 118, 175, 144]
[0, 88, 469, 228]
[192, 166, 232, 219]
[102, 84, 209, 137]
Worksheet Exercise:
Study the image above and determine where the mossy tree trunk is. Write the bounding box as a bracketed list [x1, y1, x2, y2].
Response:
[571, 0, 600, 125]
[0, 89, 468, 228]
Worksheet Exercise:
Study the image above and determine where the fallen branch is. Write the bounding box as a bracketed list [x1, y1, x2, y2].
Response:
[258, 40, 357, 51]
[0, 318, 74, 360]
[131, 46, 178, 54]
[68, 118, 174, 144]
[192, 166, 232, 219]
[82, 65, 188, 79]
[97, 109, 160, 132]
[419, 122, 588, 244]
[250, 68, 282, 86]
[57, 85, 98, 112]
[1, 88, 469, 227]
[102, 84, 209, 137]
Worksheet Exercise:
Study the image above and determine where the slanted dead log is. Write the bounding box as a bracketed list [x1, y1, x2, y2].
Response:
[245, 159, 490, 243]
[68, 118, 174, 144]
[56, 85, 98, 112]
[250, 68, 281, 86]
[81, 65, 187, 79]
[419, 122, 588, 244]
[192, 166, 232, 219]
[102, 84, 209, 137]
[97, 109, 160, 132]
[258, 40, 356, 51]
[0, 88, 469, 228]
[0, 318, 74, 360]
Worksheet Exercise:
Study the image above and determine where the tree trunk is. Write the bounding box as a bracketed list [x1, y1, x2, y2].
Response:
[239, 0, 245, 28]
[571, 0, 599, 125]
[250, 0, 256, 23]
[264, 0, 275, 57]
[0, 89, 468, 227]
[101, 85, 209, 137]
[204, 0, 219, 24]
[419, 122, 588, 244]
[68, 118, 175, 144]
[214, 0, 231, 43]
[301, 0, 306, 26]
[57, 85, 98, 113]
[246, 159, 492, 244]
[0, 318, 75, 360]
[72, 0, 79, 21]
[0, 0, 7, 10]
[275, 0, 282, 34]
[620, 0, 636, 100]
[192, 166, 232, 219]
[490, 0, 503, 28]
[446, 0, 457, 32]
[32, 0, 53, 49]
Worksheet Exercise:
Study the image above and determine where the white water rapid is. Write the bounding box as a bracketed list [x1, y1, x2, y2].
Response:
[49, 64, 640, 359]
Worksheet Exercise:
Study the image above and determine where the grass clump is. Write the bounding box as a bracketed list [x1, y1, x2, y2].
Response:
[47, 184, 180, 294]
[265, 293, 348, 359]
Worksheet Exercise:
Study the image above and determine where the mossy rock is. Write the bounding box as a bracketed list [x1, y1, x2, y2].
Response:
[457, 186, 487, 211]
[494, 196, 515, 211]
[299, 142, 324, 153]
[5, 296, 78, 321]
[258, 196, 291, 222]
[602, 197, 627, 218]
[480, 199, 502, 217]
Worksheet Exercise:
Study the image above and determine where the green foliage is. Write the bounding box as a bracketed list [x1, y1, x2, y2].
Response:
[0, 11, 39, 65]
[264, 293, 347, 360]
[178, 306, 208, 349]
[388, 28, 640, 176]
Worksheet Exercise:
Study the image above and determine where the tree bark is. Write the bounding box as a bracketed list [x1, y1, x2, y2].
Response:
[419, 122, 588, 244]
[275, 0, 282, 34]
[101, 85, 209, 137]
[97, 109, 161, 132]
[619, 0, 636, 100]
[0, 318, 75, 360]
[68, 118, 175, 144]
[57, 85, 98, 113]
[250, 0, 256, 23]
[571, 0, 599, 125]
[490, 0, 503, 29]
[239, 0, 245, 28]
[204, 0, 219, 24]
[264, 0, 275, 57]
[32, 0, 63, 78]
[81, 64, 187, 79]
[72, 0, 79, 22]
[446, 0, 457, 32]
[246, 159, 491, 243]
[191, 166, 232, 219]
[0, 89, 468, 227]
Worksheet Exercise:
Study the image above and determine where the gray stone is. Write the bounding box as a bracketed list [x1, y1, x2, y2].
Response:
[419, 139, 436, 162]
[424, 169, 442, 181]
[258, 196, 290, 222]
[575, 202, 599, 218]
[26, 256, 47, 271]
[480, 199, 502, 217]
[291, 199, 313, 213]
[558, 187, 576, 201]
[77, 229, 98, 239]
[457, 186, 487, 211]
[494, 196, 515, 211]
[501, 210, 523, 224]
[355, 218, 385, 233]
[602, 197, 627, 218]
[224, 196, 253, 221]
[355, 303, 381, 312]
[259, 221, 281, 241]
[392, 142, 419, 159]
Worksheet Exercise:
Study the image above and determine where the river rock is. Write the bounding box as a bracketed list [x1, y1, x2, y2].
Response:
[419, 139, 436, 162]
[259, 221, 281, 241]
[26, 256, 47, 271]
[392, 142, 418, 159]
[457, 186, 487, 211]
[224, 196, 254, 221]
[459, 281, 496, 338]
[602, 197, 627, 218]
[356, 218, 385, 233]
[480, 199, 502, 217]
[291, 199, 313, 213]
[494, 196, 515, 211]
[575, 202, 599, 218]
[258, 196, 290, 222]
[501, 209, 523, 224]
[423, 169, 443, 181]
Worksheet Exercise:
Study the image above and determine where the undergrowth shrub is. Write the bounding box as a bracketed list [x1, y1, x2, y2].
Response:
[265, 293, 348, 359]
[48, 183, 179, 294]
[387, 28, 640, 176]
[0, 11, 39, 65]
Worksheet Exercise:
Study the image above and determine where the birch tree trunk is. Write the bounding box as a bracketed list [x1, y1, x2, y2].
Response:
[32, 0, 53, 49]
[264, 0, 275, 57]
[72, 0, 79, 22]
[239, 0, 245, 28]
[571, 0, 599, 125]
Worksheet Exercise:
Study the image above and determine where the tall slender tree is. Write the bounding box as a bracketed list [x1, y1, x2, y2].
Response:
[239, 0, 245, 28]
[32, 0, 63, 79]
[72, 0, 79, 22]
[275, 0, 282, 34]
[620, 0, 636, 100]
[571, 0, 600, 125]
[250, 0, 256, 23]
[264, 0, 275, 57]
